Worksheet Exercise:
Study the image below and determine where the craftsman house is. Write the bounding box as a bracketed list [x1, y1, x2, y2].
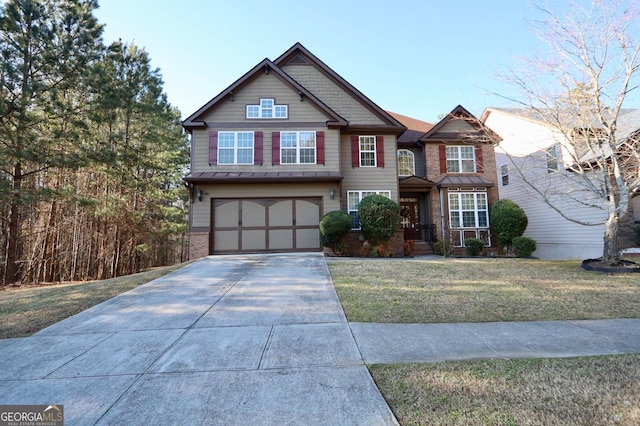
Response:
[482, 107, 640, 259]
[182, 43, 500, 258]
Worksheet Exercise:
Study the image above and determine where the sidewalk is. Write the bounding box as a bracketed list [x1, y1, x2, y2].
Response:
[1, 253, 639, 425]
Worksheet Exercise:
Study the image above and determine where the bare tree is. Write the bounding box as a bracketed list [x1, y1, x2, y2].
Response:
[496, 0, 640, 265]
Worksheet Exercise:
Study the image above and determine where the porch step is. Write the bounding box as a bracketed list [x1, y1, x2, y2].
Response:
[411, 241, 434, 255]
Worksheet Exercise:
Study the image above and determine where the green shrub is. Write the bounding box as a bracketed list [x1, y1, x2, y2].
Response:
[358, 195, 400, 244]
[464, 238, 485, 256]
[513, 236, 537, 257]
[490, 199, 528, 252]
[319, 210, 352, 252]
[434, 240, 451, 256]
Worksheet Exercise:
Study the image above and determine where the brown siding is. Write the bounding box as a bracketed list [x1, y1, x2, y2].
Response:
[281, 64, 387, 125]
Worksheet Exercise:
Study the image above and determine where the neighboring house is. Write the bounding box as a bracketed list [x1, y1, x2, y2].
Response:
[391, 106, 501, 253]
[182, 43, 501, 258]
[482, 107, 640, 259]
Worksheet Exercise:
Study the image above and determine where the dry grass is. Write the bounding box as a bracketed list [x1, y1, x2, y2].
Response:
[370, 355, 640, 426]
[328, 258, 640, 323]
[0, 264, 186, 338]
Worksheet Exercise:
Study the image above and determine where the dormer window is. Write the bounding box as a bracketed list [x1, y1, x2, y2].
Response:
[246, 98, 288, 119]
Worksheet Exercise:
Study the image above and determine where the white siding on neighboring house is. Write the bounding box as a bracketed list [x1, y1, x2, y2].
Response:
[486, 109, 607, 259]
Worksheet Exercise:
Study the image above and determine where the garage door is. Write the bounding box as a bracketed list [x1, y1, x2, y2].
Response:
[211, 197, 322, 253]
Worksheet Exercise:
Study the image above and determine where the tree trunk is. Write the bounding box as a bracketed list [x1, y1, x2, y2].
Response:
[602, 212, 620, 265]
[5, 163, 23, 285]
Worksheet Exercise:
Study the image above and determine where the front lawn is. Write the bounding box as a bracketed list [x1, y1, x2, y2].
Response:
[328, 258, 640, 323]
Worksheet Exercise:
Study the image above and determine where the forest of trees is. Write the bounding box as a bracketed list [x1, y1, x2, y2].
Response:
[0, 0, 189, 285]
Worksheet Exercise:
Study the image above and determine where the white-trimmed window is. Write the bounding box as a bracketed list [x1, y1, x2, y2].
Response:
[446, 146, 476, 173]
[449, 192, 489, 228]
[347, 190, 391, 229]
[218, 131, 254, 164]
[501, 164, 509, 186]
[246, 98, 288, 119]
[397, 149, 415, 176]
[360, 136, 376, 167]
[545, 144, 559, 172]
[281, 131, 316, 164]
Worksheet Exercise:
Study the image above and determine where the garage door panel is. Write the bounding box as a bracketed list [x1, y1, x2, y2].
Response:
[214, 201, 239, 227]
[270, 229, 294, 250]
[270, 200, 294, 226]
[242, 230, 267, 250]
[296, 200, 320, 226]
[242, 201, 266, 226]
[296, 229, 320, 249]
[214, 231, 239, 251]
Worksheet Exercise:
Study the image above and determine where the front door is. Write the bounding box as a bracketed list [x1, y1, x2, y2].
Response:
[400, 198, 420, 241]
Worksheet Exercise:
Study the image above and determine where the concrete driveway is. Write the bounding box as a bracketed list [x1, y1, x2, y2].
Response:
[0, 253, 398, 425]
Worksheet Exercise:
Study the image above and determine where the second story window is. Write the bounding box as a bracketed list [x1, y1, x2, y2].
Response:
[545, 144, 559, 173]
[281, 131, 316, 164]
[218, 131, 254, 164]
[360, 136, 377, 167]
[446, 146, 476, 173]
[246, 98, 288, 119]
[501, 164, 509, 186]
[397, 149, 415, 176]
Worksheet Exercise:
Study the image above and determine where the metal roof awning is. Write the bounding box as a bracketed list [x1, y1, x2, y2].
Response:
[437, 175, 495, 188]
[184, 171, 344, 184]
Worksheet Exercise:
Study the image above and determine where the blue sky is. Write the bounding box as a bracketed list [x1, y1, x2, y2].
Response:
[95, 1, 546, 124]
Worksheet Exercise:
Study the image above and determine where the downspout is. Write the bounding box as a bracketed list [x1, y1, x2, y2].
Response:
[439, 188, 447, 259]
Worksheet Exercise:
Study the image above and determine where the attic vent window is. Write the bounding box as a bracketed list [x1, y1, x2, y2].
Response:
[246, 98, 288, 119]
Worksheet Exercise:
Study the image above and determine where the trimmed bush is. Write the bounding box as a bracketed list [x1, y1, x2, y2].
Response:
[513, 236, 537, 257]
[490, 199, 528, 252]
[434, 240, 451, 256]
[358, 195, 400, 244]
[464, 238, 485, 256]
[319, 210, 352, 253]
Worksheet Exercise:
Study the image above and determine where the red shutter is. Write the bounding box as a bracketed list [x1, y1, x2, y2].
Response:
[272, 132, 280, 165]
[351, 135, 359, 168]
[209, 131, 218, 166]
[316, 131, 325, 165]
[254, 131, 263, 165]
[376, 135, 384, 167]
[439, 144, 447, 174]
[475, 145, 484, 173]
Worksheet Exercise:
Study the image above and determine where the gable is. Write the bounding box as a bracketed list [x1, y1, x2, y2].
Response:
[198, 72, 331, 124]
[275, 43, 404, 131]
[281, 63, 386, 126]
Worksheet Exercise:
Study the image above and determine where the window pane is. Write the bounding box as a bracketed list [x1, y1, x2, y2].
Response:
[460, 146, 474, 159]
[462, 159, 475, 172]
[237, 149, 252, 164]
[361, 152, 375, 166]
[299, 132, 315, 147]
[246, 106, 259, 118]
[281, 149, 296, 164]
[449, 194, 459, 209]
[360, 136, 375, 151]
[281, 132, 297, 148]
[450, 211, 460, 228]
[218, 149, 234, 164]
[447, 160, 459, 173]
[446, 146, 458, 159]
[218, 133, 235, 147]
[478, 211, 488, 227]
[461, 194, 475, 209]
[462, 211, 476, 227]
[476, 194, 487, 209]
[237, 132, 253, 147]
[348, 192, 360, 210]
[275, 105, 287, 118]
[299, 148, 315, 163]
